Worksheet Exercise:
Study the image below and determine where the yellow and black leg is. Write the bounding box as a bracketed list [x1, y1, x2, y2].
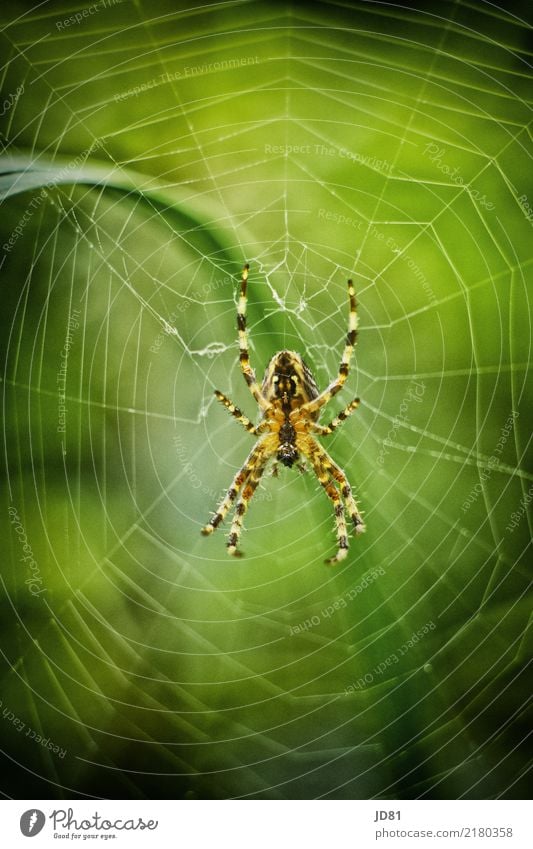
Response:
[227, 455, 269, 556]
[214, 390, 257, 434]
[315, 442, 365, 535]
[312, 397, 360, 435]
[201, 441, 266, 536]
[308, 451, 349, 564]
[301, 279, 358, 416]
[237, 264, 271, 413]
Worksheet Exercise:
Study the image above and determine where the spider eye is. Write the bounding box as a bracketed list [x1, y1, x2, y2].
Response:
[273, 375, 279, 382]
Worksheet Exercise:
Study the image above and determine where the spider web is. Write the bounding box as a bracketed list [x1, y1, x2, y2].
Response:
[0, 0, 531, 800]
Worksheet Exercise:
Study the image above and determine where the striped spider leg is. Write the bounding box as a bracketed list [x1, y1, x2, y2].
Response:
[301, 278, 359, 417]
[201, 264, 272, 542]
[201, 439, 271, 539]
[296, 432, 365, 563]
[201, 266, 364, 562]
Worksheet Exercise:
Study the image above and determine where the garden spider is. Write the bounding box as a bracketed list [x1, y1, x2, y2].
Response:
[201, 264, 365, 563]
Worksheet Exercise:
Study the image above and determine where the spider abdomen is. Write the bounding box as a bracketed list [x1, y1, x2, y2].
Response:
[278, 420, 298, 467]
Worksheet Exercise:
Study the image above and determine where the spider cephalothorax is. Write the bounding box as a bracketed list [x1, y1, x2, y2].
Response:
[277, 419, 298, 467]
[201, 264, 365, 563]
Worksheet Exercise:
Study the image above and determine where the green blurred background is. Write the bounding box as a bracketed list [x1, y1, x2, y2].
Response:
[1, 0, 531, 799]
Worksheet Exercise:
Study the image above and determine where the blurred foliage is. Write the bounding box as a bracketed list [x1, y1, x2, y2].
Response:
[0, 0, 531, 799]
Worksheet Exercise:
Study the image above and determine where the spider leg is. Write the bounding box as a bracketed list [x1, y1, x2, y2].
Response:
[214, 390, 257, 434]
[227, 453, 270, 557]
[312, 397, 360, 436]
[299, 434, 365, 562]
[317, 442, 365, 536]
[301, 279, 358, 416]
[201, 440, 267, 536]
[237, 264, 271, 413]
[306, 450, 349, 564]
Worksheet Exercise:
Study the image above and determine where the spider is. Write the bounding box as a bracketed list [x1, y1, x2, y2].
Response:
[201, 264, 365, 563]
